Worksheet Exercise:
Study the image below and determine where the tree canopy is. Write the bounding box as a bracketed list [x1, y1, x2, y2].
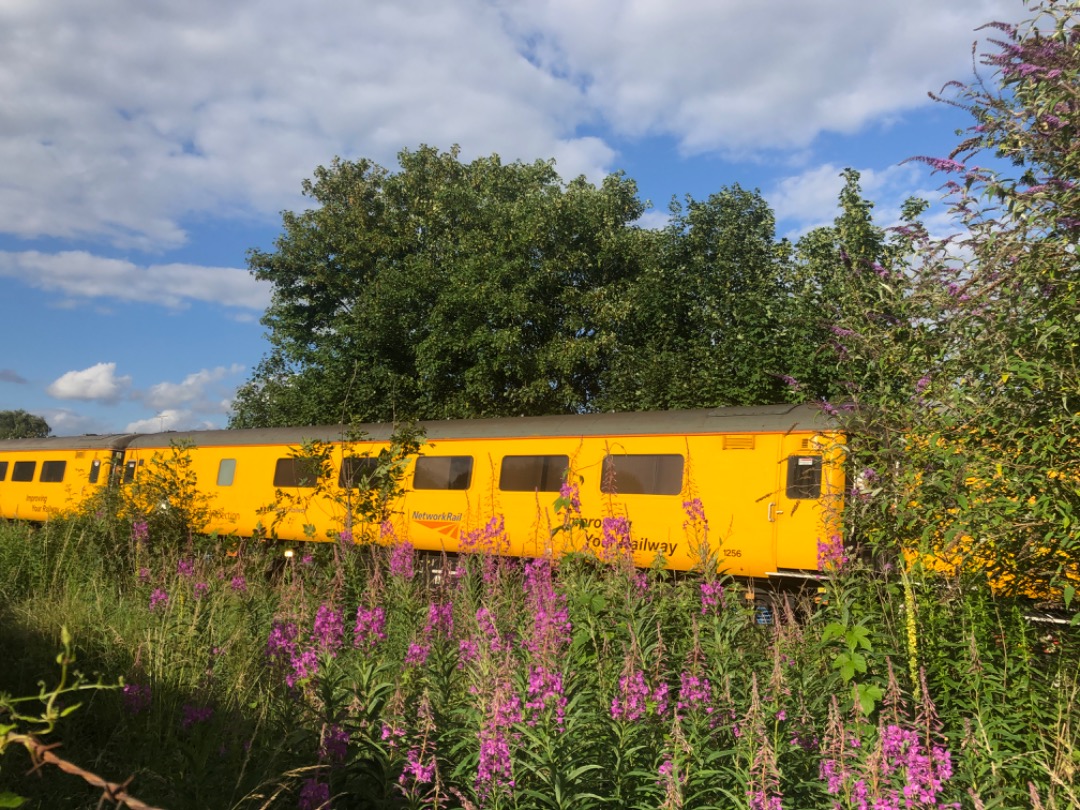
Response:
[0, 410, 51, 439]
[231, 147, 838, 427]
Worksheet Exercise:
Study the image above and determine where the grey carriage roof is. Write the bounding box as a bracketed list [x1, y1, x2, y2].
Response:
[121, 403, 836, 450]
[0, 433, 137, 452]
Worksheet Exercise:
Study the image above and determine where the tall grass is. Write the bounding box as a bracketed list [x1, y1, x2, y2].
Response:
[0, 515, 1076, 809]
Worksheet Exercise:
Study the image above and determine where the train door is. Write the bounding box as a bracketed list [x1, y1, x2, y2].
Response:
[769, 433, 829, 572]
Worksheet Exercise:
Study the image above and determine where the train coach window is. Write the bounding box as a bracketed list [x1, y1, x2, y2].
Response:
[40, 461, 66, 483]
[273, 458, 322, 488]
[499, 455, 569, 492]
[124, 461, 138, 483]
[12, 461, 35, 482]
[217, 458, 237, 487]
[339, 457, 379, 489]
[601, 454, 683, 496]
[414, 456, 472, 490]
[0, 461, 7, 481]
[88, 459, 101, 484]
[786, 455, 822, 499]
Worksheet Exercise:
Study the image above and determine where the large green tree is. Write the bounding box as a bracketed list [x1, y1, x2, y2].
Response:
[231, 146, 646, 427]
[0, 410, 50, 439]
[599, 185, 802, 410]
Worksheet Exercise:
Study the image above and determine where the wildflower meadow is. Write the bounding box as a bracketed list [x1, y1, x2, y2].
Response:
[3, 2, 1080, 807]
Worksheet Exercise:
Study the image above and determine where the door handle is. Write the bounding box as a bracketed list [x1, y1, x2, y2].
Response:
[767, 502, 784, 522]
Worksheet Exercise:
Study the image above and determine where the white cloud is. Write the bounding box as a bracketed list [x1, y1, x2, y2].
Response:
[0, 251, 270, 310]
[0, 0, 1022, 250]
[142, 365, 245, 411]
[47, 362, 132, 403]
[125, 409, 216, 434]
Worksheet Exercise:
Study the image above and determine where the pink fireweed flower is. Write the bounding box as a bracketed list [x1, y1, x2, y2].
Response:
[816, 534, 848, 572]
[149, 588, 169, 612]
[399, 745, 437, 787]
[122, 682, 151, 715]
[682, 497, 708, 528]
[611, 669, 650, 722]
[525, 665, 567, 729]
[353, 605, 386, 649]
[181, 703, 213, 729]
[312, 604, 345, 655]
[600, 516, 632, 559]
[458, 637, 479, 667]
[461, 514, 509, 556]
[193, 581, 210, 600]
[266, 621, 299, 666]
[319, 723, 349, 767]
[138, 567, 151, 585]
[287, 648, 319, 688]
[404, 642, 430, 667]
[131, 521, 149, 544]
[389, 541, 415, 580]
[297, 778, 330, 810]
[177, 559, 195, 577]
[676, 671, 713, 716]
[230, 575, 247, 593]
[700, 580, 725, 614]
[424, 602, 454, 638]
[558, 479, 581, 515]
[522, 560, 571, 658]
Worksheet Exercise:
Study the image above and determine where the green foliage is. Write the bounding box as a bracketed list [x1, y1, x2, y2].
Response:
[0, 411, 50, 440]
[259, 422, 425, 543]
[231, 146, 648, 426]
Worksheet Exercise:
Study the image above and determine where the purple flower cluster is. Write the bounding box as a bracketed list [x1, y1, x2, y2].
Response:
[558, 479, 581, 515]
[149, 588, 169, 612]
[181, 702, 213, 729]
[476, 685, 521, 799]
[177, 559, 195, 577]
[676, 671, 713, 716]
[389, 541, 415, 579]
[522, 560, 571, 659]
[312, 604, 344, 655]
[609, 668, 667, 722]
[600, 516, 632, 560]
[817, 534, 849, 572]
[424, 602, 454, 637]
[131, 521, 149, 544]
[461, 515, 509, 556]
[700, 580, 725, 614]
[353, 605, 387, 649]
[820, 723, 958, 809]
[297, 778, 330, 810]
[404, 642, 430, 667]
[319, 723, 349, 766]
[400, 745, 437, 787]
[525, 664, 566, 729]
[230, 575, 247, 593]
[122, 682, 151, 715]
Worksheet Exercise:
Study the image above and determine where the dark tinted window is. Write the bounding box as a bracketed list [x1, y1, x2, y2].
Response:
[786, 455, 822, 499]
[217, 459, 237, 486]
[273, 457, 322, 488]
[40, 461, 66, 483]
[499, 455, 569, 492]
[0, 461, 8, 481]
[12, 461, 36, 482]
[601, 454, 683, 495]
[124, 460, 138, 484]
[88, 459, 101, 484]
[339, 457, 380, 489]
[414, 456, 472, 490]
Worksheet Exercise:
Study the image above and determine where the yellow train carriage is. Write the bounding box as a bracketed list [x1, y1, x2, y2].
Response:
[122, 403, 844, 578]
[0, 434, 132, 520]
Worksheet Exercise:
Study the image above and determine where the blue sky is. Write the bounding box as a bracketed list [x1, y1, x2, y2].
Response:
[0, 0, 1026, 435]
